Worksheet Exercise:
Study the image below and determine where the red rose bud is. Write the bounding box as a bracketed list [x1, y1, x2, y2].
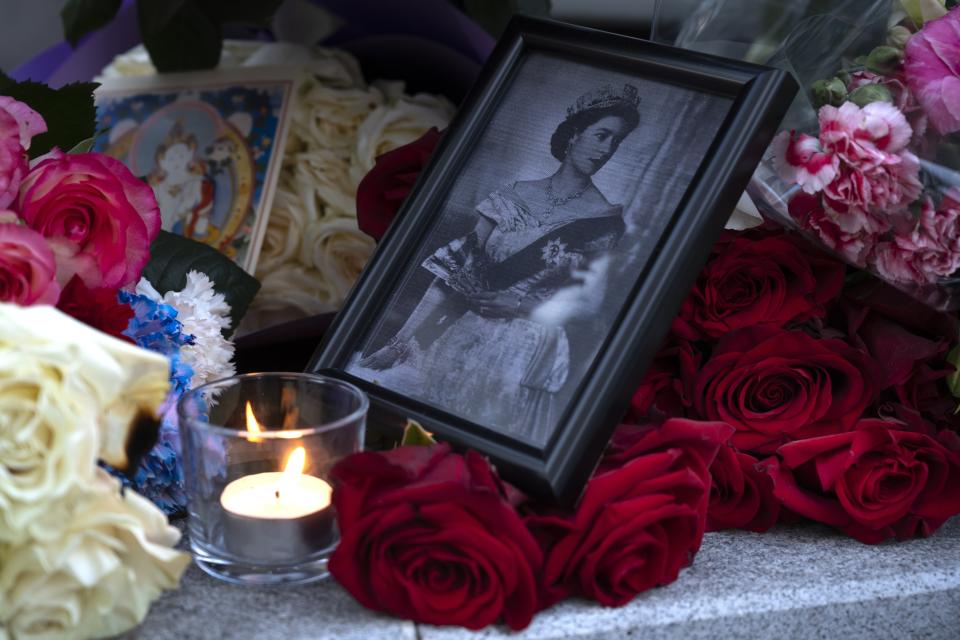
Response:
[356, 127, 443, 241]
[55, 275, 134, 343]
[328, 443, 541, 630]
[706, 445, 779, 533]
[764, 419, 960, 544]
[674, 233, 845, 340]
[694, 327, 876, 455]
[529, 419, 732, 608]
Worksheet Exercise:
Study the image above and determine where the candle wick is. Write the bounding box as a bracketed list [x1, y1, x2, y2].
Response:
[275, 489, 280, 500]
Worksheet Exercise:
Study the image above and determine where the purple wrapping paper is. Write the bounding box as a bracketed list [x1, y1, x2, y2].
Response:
[11, 0, 494, 88]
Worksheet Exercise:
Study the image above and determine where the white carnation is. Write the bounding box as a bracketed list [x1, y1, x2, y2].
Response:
[137, 272, 236, 388]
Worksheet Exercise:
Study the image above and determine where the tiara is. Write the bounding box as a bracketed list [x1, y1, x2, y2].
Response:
[566, 84, 640, 118]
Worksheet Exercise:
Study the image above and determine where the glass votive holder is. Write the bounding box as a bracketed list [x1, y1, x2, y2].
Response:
[178, 372, 367, 586]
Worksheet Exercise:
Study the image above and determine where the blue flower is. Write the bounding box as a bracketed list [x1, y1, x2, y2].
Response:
[108, 291, 197, 515]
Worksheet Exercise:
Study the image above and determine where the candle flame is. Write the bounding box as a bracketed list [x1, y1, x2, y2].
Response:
[276, 446, 306, 500]
[245, 402, 264, 443]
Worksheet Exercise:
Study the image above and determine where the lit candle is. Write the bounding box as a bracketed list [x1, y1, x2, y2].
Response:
[220, 408, 335, 563]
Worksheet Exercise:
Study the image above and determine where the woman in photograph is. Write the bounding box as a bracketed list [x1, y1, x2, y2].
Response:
[354, 84, 640, 443]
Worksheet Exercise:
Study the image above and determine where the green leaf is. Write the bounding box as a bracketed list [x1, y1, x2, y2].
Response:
[900, 0, 948, 27]
[0, 72, 98, 158]
[67, 136, 96, 154]
[142, 230, 260, 334]
[61, 0, 123, 47]
[400, 420, 436, 447]
[137, 0, 222, 72]
[460, 0, 551, 38]
[947, 344, 960, 400]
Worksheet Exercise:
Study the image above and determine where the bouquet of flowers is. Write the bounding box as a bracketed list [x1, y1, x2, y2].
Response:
[672, 0, 960, 309]
[0, 90, 192, 638]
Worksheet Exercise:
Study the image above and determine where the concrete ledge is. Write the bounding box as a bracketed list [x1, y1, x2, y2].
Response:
[129, 517, 960, 639]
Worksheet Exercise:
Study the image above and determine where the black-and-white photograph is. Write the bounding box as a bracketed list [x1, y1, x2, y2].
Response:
[345, 51, 733, 445]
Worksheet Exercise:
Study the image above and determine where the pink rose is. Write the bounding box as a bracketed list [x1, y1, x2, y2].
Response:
[904, 6, 960, 134]
[17, 150, 161, 288]
[0, 219, 60, 305]
[771, 130, 839, 194]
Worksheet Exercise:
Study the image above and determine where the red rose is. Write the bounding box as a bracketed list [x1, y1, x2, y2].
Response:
[695, 327, 875, 454]
[356, 127, 442, 241]
[675, 233, 845, 340]
[707, 444, 779, 533]
[764, 419, 960, 543]
[329, 443, 541, 630]
[627, 336, 700, 421]
[529, 419, 732, 607]
[841, 294, 959, 429]
[55, 275, 134, 342]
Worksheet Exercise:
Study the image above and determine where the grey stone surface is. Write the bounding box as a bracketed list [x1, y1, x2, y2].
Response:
[130, 517, 960, 639]
[420, 518, 960, 640]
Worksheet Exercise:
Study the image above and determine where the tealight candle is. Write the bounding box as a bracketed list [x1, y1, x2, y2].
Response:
[180, 373, 366, 585]
[219, 410, 337, 564]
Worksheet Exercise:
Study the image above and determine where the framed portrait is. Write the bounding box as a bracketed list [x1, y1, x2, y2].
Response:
[309, 17, 797, 504]
[93, 68, 295, 273]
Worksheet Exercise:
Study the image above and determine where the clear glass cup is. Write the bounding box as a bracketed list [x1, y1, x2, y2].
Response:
[178, 372, 367, 585]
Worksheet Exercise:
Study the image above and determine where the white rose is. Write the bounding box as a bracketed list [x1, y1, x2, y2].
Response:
[350, 90, 454, 185]
[0, 304, 169, 544]
[301, 215, 376, 302]
[0, 471, 189, 640]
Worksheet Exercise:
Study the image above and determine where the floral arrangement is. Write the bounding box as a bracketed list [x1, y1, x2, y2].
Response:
[0, 71, 261, 516]
[325, 122, 960, 632]
[769, 3, 960, 297]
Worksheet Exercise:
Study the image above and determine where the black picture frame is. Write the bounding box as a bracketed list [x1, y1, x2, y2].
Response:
[308, 16, 797, 505]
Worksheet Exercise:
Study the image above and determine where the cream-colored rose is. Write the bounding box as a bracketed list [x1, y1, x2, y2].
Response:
[256, 175, 310, 274]
[349, 90, 454, 185]
[292, 148, 356, 219]
[0, 471, 189, 640]
[301, 215, 376, 302]
[0, 304, 169, 543]
[293, 81, 384, 154]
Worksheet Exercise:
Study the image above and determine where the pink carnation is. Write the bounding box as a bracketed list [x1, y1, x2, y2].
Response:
[771, 130, 839, 194]
[0, 218, 61, 305]
[819, 102, 912, 169]
[788, 192, 879, 266]
[17, 150, 161, 289]
[877, 192, 960, 284]
[846, 71, 928, 143]
[904, 6, 960, 135]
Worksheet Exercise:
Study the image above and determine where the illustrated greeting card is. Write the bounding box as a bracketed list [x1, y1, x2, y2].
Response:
[94, 68, 295, 273]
